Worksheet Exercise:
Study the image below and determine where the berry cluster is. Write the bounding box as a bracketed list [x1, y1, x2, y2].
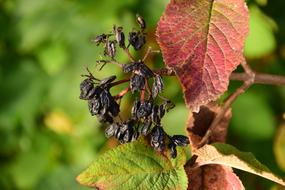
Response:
[79, 14, 189, 158]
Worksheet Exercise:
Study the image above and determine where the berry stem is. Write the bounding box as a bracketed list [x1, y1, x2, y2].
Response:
[114, 87, 130, 99]
[123, 48, 135, 62]
[110, 79, 130, 87]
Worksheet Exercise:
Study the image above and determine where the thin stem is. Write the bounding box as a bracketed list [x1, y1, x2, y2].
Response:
[114, 87, 130, 99]
[230, 73, 285, 85]
[123, 48, 135, 62]
[140, 89, 146, 102]
[96, 59, 124, 68]
[153, 67, 285, 86]
[110, 79, 130, 87]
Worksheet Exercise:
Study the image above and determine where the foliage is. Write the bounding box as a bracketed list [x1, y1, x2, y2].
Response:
[1, 0, 285, 190]
[77, 139, 187, 190]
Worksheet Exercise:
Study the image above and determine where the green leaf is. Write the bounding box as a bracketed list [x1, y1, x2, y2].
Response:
[194, 143, 285, 186]
[77, 139, 188, 190]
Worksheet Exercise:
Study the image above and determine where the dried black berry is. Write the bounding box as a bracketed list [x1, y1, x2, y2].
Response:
[152, 75, 164, 98]
[136, 14, 146, 30]
[158, 104, 166, 119]
[100, 75, 116, 88]
[122, 62, 138, 73]
[137, 101, 153, 119]
[131, 100, 141, 119]
[128, 31, 146, 51]
[105, 123, 119, 138]
[150, 126, 165, 151]
[151, 105, 161, 125]
[122, 127, 133, 143]
[140, 119, 152, 136]
[130, 74, 145, 93]
[91, 34, 109, 46]
[88, 98, 101, 116]
[172, 135, 189, 147]
[168, 143, 177, 158]
[104, 40, 116, 59]
[131, 131, 139, 141]
[136, 61, 154, 78]
[97, 112, 114, 124]
[114, 26, 125, 48]
[79, 78, 94, 100]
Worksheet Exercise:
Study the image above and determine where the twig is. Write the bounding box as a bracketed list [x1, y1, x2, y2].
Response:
[153, 67, 285, 86]
[230, 73, 285, 85]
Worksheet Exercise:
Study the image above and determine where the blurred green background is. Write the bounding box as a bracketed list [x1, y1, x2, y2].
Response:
[0, 0, 284, 189]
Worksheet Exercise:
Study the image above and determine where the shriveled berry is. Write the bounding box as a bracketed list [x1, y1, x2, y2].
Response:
[122, 128, 133, 143]
[131, 100, 141, 119]
[79, 78, 94, 100]
[168, 143, 177, 158]
[86, 86, 103, 100]
[97, 113, 114, 124]
[158, 104, 166, 119]
[104, 40, 116, 59]
[100, 75, 116, 88]
[128, 31, 145, 50]
[150, 126, 164, 151]
[172, 135, 189, 147]
[91, 34, 108, 46]
[151, 105, 161, 124]
[131, 131, 139, 141]
[114, 26, 125, 48]
[137, 101, 152, 118]
[88, 98, 101, 115]
[108, 100, 120, 117]
[130, 74, 145, 93]
[140, 119, 152, 136]
[105, 123, 119, 138]
[136, 14, 146, 30]
[152, 75, 164, 98]
[137, 62, 153, 78]
[122, 62, 138, 73]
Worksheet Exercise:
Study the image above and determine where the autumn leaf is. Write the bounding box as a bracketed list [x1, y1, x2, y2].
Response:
[185, 165, 244, 190]
[156, 0, 249, 112]
[185, 104, 240, 190]
[186, 103, 232, 149]
[77, 139, 188, 190]
[193, 143, 285, 186]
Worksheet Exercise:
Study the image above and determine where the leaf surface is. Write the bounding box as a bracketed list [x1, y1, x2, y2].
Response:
[193, 143, 285, 186]
[156, 0, 249, 111]
[186, 165, 244, 190]
[77, 139, 188, 190]
[186, 103, 232, 149]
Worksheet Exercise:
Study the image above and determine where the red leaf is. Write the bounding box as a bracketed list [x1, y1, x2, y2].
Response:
[186, 165, 245, 190]
[156, 0, 249, 112]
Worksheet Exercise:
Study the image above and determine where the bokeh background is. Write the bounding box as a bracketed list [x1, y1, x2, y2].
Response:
[0, 0, 285, 189]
